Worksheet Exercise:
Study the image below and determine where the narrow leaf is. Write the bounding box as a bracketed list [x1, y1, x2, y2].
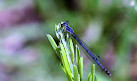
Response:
[91, 64, 95, 81]
[76, 45, 80, 67]
[69, 39, 74, 63]
[79, 57, 83, 81]
[73, 65, 79, 81]
[94, 75, 97, 81]
[46, 34, 60, 58]
[60, 43, 73, 81]
[88, 73, 92, 81]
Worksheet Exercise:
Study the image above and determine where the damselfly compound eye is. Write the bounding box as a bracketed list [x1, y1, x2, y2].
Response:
[61, 24, 63, 27]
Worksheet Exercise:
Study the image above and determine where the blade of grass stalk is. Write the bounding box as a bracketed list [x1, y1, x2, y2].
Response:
[91, 64, 95, 81]
[88, 74, 92, 81]
[60, 43, 73, 81]
[94, 75, 97, 81]
[46, 34, 60, 58]
[73, 65, 79, 81]
[79, 57, 83, 81]
[69, 39, 74, 63]
[76, 45, 80, 67]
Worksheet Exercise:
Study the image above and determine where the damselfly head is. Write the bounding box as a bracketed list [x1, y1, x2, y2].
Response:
[61, 21, 69, 27]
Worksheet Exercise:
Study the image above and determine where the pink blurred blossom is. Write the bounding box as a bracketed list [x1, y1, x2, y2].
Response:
[0, 7, 42, 30]
[2, 33, 25, 54]
[20, 48, 38, 63]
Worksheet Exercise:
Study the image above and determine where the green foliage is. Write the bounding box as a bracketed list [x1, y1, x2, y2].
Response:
[69, 39, 74, 63]
[47, 23, 97, 81]
[76, 45, 83, 81]
[73, 65, 79, 81]
[46, 34, 60, 58]
[88, 64, 97, 81]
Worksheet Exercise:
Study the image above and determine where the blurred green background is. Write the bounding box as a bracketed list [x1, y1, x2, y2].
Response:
[0, 0, 137, 81]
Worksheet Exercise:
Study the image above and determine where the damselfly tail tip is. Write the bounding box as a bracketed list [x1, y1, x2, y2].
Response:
[107, 72, 111, 76]
[104, 69, 111, 76]
[106, 70, 111, 76]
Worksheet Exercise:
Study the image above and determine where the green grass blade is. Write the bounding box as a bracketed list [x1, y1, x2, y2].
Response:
[91, 64, 95, 81]
[60, 43, 73, 81]
[88, 64, 97, 81]
[46, 34, 60, 58]
[73, 65, 79, 81]
[94, 75, 97, 81]
[69, 39, 74, 63]
[79, 57, 83, 81]
[88, 73, 92, 81]
[76, 45, 80, 67]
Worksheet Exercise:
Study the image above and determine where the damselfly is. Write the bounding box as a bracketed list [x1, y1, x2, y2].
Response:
[61, 21, 111, 76]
